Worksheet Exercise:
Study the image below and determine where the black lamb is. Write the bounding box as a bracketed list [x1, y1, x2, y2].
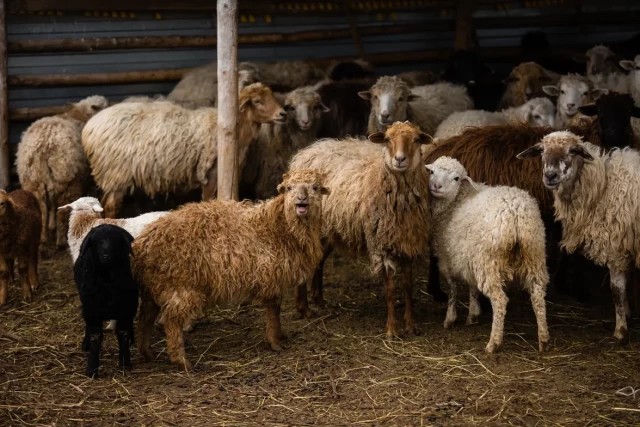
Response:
[74, 224, 138, 378]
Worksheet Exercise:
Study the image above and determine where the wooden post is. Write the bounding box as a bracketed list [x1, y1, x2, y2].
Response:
[344, 3, 365, 58]
[216, 0, 238, 201]
[454, 0, 476, 51]
[0, 0, 8, 189]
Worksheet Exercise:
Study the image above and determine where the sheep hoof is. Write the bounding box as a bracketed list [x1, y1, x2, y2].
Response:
[485, 341, 500, 354]
[404, 325, 421, 337]
[139, 347, 155, 362]
[181, 360, 193, 372]
[465, 316, 480, 326]
[312, 297, 327, 308]
[385, 326, 400, 340]
[538, 339, 551, 353]
[614, 327, 629, 344]
[269, 342, 283, 352]
[443, 319, 455, 329]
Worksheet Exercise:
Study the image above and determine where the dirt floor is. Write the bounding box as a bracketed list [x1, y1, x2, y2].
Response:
[1, 249, 640, 426]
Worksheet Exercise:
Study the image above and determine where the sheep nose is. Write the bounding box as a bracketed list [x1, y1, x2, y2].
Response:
[301, 119, 309, 125]
[380, 112, 390, 121]
[434, 183, 442, 189]
[278, 111, 286, 118]
[395, 154, 406, 162]
[566, 103, 575, 109]
[544, 171, 558, 181]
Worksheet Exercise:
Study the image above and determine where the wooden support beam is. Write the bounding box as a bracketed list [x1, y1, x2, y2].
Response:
[454, 0, 476, 51]
[9, 105, 69, 121]
[0, 0, 8, 189]
[8, 68, 191, 87]
[344, 3, 365, 58]
[216, 0, 238, 202]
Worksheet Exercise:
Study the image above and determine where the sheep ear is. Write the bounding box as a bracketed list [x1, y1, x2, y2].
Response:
[277, 183, 286, 194]
[58, 203, 72, 211]
[320, 186, 330, 196]
[569, 145, 594, 161]
[620, 60, 635, 71]
[425, 164, 434, 172]
[578, 104, 597, 116]
[463, 175, 479, 190]
[239, 96, 252, 113]
[408, 94, 420, 102]
[632, 106, 640, 119]
[357, 91, 372, 101]
[320, 103, 330, 113]
[572, 53, 588, 63]
[591, 88, 608, 98]
[516, 143, 544, 159]
[368, 132, 386, 143]
[414, 132, 431, 145]
[92, 205, 104, 213]
[542, 85, 559, 97]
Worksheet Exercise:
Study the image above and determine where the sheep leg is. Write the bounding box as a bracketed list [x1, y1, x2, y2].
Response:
[312, 248, 332, 307]
[17, 257, 32, 302]
[27, 249, 38, 292]
[264, 297, 284, 351]
[403, 263, 419, 336]
[295, 282, 313, 319]
[164, 317, 192, 371]
[201, 166, 218, 201]
[6, 257, 14, 285]
[529, 282, 550, 352]
[384, 269, 399, 338]
[428, 254, 448, 303]
[55, 202, 69, 248]
[443, 278, 458, 329]
[485, 285, 508, 354]
[101, 191, 124, 219]
[85, 319, 103, 378]
[137, 293, 160, 362]
[466, 284, 481, 325]
[610, 269, 631, 343]
[37, 194, 49, 245]
[116, 317, 134, 371]
[0, 257, 9, 305]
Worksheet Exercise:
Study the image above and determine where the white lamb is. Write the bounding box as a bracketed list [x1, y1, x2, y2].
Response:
[518, 131, 640, 343]
[427, 156, 550, 353]
[433, 97, 555, 140]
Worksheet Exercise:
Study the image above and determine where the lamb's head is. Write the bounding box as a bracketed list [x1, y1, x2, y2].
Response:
[239, 83, 286, 125]
[517, 131, 594, 191]
[425, 156, 474, 202]
[574, 45, 623, 79]
[543, 74, 606, 119]
[368, 121, 431, 173]
[73, 95, 110, 118]
[620, 54, 640, 87]
[79, 224, 133, 270]
[503, 62, 557, 105]
[283, 87, 329, 132]
[58, 197, 104, 216]
[358, 76, 418, 128]
[277, 169, 329, 220]
[0, 190, 15, 217]
[520, 97, 556, 127]
[578, 92, 640, 149]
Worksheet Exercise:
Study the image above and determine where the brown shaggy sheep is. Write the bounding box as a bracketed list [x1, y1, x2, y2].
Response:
[0, 190, 41, 305]
[133, 169, 329, 370]
[499, 62, 559, 109]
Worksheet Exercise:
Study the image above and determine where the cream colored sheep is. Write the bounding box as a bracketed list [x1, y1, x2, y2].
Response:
[16, 95, 109, 248]
[434, 97, 555, 140]
[542, 74, 607, 129]
[359, 77, 473, 136]
[574, 45, 627, 92]
[82, 83, 285, 218]
[289, 122, 432, 337]
[518, 131, 640, 343]
[427, 156, 550, 353]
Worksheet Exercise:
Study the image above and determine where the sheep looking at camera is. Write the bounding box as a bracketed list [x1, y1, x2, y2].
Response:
[542, 74, 607, 129]
[427, 156, 550, 353]
[434, 97, 555, 140]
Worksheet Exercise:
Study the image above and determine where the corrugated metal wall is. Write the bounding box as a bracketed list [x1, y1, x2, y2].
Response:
[6, 2, 640, 146]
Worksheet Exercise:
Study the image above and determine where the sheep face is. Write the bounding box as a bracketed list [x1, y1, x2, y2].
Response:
[503, 62, 556, 105]
[425, 156, 472, 201]
[574, 46, 622, 79]
[74, 95, 110, 118]
[239, 83, 286, 125]
[619, 55, 640, 88]
[58, 197, 104, 215]
[578, 92, 640, 149]
[358, 76, 418, 128]
[284, 88, 329, 131]
[524, 98, 556, 128]
[277, 169, 329, 219]
[80, 224, 133, 270]
[516, 131, 593, 191]
[368, 121, 430, 173]
[543, 75, 605, 119]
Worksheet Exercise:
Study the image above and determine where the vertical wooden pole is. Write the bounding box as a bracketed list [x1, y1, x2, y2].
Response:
[217, 0, 239, 201]
[454, 0, 476, 51]
[345, 3, 365, 58]
[0, 0, 8, 190]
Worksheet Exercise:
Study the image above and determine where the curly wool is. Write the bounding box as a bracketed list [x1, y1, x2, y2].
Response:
[83, 83, 275, 199]
[16, 95, 109, 245]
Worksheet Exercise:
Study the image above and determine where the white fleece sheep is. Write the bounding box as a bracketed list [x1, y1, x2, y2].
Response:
[82, 83, 284, 218]
[434, 97, 555, 140]
[359, 77, 473, 136]
[542, 74, 607, 129]
[427, 156, 550, 353]
[517, 131, 640, 343]
[15, 95, 109, 248]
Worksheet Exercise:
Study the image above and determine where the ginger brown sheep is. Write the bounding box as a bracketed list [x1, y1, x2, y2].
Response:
[133, 169, 329, 370]
[0, 190, 41, 305]
[498, 62, 559, 109]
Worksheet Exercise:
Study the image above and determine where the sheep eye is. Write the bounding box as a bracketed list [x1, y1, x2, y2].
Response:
[253, 99, 263, 106]
[373, 96, 378, 101]
[312, 184, 319, 191]
[384, 138, 390, 143]
[286, 185, 292, 191]
[534, 114, 541, 120]
[454, 177, 460, 181]
[560, 90, 565, 95]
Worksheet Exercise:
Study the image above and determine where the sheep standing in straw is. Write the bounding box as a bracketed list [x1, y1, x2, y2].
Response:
[518, 131, 640, 342]
[427, 156, 550, 353]
[289, 121, 431, 337]
[133, 170, 329, 370]
[16, 95, 109, 247]
[82, 83, 285, 218]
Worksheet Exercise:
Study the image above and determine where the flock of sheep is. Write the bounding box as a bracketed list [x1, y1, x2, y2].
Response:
[2, 42, 640, 377]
